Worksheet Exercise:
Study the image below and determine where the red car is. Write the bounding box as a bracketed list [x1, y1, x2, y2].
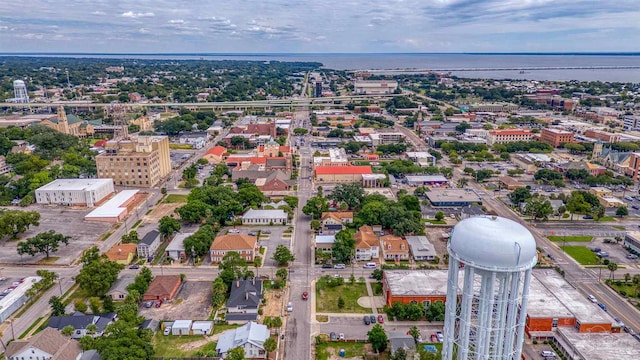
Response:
[155, 300, 162, 308]
[302, 291, 308, 300]
[377, 315, 384, 324]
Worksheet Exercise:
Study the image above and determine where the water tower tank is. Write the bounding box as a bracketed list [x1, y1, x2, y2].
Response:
[442, 216, 537, 360]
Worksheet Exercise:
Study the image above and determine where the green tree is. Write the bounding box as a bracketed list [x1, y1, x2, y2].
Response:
[16, 230, 70, 258]
[61, 325, 75, 337]
[435, 212, 445, 221]
[391, 347, 408, 360]
[302, 196, 329, 219]
[89, 297, 102, 314]
[408, 326, 421, 344]
[329, 183, 365, 210]
[158, 216, 181, 238]
[182, 164, 198, 180]
[82, 319, 154, 360]
[616, 206, 629, 217]
[211, 277, 228, 308]
[74, 299, 88, 313]
[337, 296, 345, 309]
[508, 187, 532, 205]
[218, 252, 249, 286]
[263, 337, 277, 356]
[121, 230, 139, 244]
[103, 296, 115, 313]
[310, 219, 321, 232]
[371, 269, 383, 281]
[608, 262, 618, 280]
[276, 268, 288, 281]
[49, 295, 65, 316]
[86, 323, 98, 335]
[524, 197, 554, 221]
[76, 249, 124, 297]
[367, 324, 388, 353]
[426, 301, 446, 321]
[332, 230, 355, 264]
[227, 346, 246, 360]
[272, 244, 295, 266]
[0, 209, 41, 239]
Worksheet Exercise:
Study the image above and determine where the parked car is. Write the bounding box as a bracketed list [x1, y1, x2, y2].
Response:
[228, 229, 240, 234]
[370, 315, 376, 324]
[129, 265, 140, 269]
[588, 294, 597, 303]
[598, 303, 607, 311]
[163, 326, 172, 336]
[363, 316, 370, 325]
[333, 263, 346, 269]
[338, 333, 345, 341]
[377, 315, 384, 324]
[626, 254, 638, 259]
[583, 215, 594, 219]
[287, 302, 293, 312]
[541, 350, 556, 359]
[248, 232, 257, 236]
[155, 300, 162, 308]
[144, 301, 154, 308]
[597, 251, 609, 258]
[591, 247, 601, 253]
[330, 332, 337, 341]
[322, 263, 333, 269]
[431, 333, 438, 343]
[436, 332, 444, 342]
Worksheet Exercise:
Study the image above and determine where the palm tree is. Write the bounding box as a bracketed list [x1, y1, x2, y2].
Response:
[624, 273, 631, 284]
[457, 178, 469, 189]
[607, 262, 618, 280]
[85, 324, 98, 335]
[61, 325, 75, 337]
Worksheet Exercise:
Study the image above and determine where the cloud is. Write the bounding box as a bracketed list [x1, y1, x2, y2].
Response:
[138, 28, 150, 34]
[121, 11, 155, 18]
[91, 11, 106, 16]
[168, 19, 184, 24]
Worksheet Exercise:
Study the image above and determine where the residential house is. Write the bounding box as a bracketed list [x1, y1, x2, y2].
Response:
[178, 132, 209, 149]
[143, 275, 182, 301]
[5, 328, 83, 360]
[320, 212, 353, 233]
[165, 232, 192, 261]
[226, 278, 263, 323]
[314, 235, 336, 255]
[0, 155, 11, 175]
[216, 321, 270, 359]
[106, 274, 135, 301]
[388, 332, 417, 358]
[137, 230, 161, 260]
[355, 225, 380, 261]
[405, 236, 437, 261]
[203, 145, 227, 164]
[380, 235, 410, 262]
[255, 170, 293, 192]
[241, 209, 288, 225]
[47, 312, 117, 339]
[105, 243, 137, 265]
[210, 234, 258, 263]
[140, 319, 160, 333]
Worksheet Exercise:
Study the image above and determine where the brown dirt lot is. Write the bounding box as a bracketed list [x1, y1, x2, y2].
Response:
[139, 281, 212, 321]
[262, 288, 286, 318]
[425, 226, 453, 265]
[144, 203, 183, 223]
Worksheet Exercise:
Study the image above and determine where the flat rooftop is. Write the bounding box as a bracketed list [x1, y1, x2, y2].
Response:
[426, 189, 482, 203]
[85, 190, 138, 218]
[406, 175, 448, 182]
[166, 232, 192, 252]
[527, 274, 574, 319]
[558, 327, 639, 360]
[533, 269, 613, 325]
[384, 270, 454, 296]
[36, 178, 113, 192]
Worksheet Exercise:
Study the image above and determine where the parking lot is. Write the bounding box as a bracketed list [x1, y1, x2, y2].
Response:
[138, 281, 212, 321]
[0, 205, 112, 265]
[316, 315, 443, 342]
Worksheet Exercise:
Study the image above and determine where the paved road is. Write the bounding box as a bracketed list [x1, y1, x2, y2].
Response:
[283, 108, 314, 360]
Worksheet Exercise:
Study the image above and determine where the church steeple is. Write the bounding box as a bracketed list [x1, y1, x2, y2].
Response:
[56, 106, 70, 134]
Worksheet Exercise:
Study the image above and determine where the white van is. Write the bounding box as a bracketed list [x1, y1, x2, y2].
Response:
[540, 350, 556, 358]
[363, 262, 377, 269]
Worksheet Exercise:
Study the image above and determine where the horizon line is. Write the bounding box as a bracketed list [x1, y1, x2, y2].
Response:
[1, 51, 639, 56]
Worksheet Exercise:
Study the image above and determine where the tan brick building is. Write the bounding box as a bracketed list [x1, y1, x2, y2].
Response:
[96, 136, 170, 187]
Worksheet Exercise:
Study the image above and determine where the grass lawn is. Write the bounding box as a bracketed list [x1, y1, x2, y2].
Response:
[212, 323, 240, 335]
[316, 279, 369, 313]
[163, 194, 189, 203]
[607, 281, 640, 298]
[597, 216, 616, 222]
[153, 333, 216, 357]
[316, 342, 374, 360]
[36, 256, 60, 265]
[316, 315, 329, 322]
[419, 342, 443, 357]
[371, 282, 383, 296]
[613, 225, 626, 230]
[424, 219, 447, 225]
[562, 245, 599, 265]
[548, 235, 593, 243]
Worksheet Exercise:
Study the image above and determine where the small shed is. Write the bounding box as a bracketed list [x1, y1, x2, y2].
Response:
[172, 320, 193, 336]
[191, 321, 214, 335]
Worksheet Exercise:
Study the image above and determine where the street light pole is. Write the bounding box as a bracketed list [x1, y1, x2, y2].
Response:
[10, 319, 15, 341]
[57, 274, 63, 296]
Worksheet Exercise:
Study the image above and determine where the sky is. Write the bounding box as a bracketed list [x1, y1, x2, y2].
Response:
[0, 0, 639, 53]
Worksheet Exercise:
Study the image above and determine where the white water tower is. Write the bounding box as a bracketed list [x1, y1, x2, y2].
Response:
[442, 216, 537, 360]
[13, 80, 29, 103]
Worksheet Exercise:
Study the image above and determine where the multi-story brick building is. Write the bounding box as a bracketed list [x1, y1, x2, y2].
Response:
[486, 129, 534, 146]
[540, 128, 574, 147]
[96, 136, 170, 187]
[625, 152, 640, 181]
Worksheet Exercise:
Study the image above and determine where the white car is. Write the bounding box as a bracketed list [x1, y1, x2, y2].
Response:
[163, 326, 172, 336]
[588, 294, 597, 303]
[286, 302, 293, 312]
[228, 229, 240, 234]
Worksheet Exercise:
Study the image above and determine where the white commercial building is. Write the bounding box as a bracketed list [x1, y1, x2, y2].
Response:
[84, 189, 138, 223]
[0, 276, 42, 322]
[241, 209, 288, 225]
[35, 178, 114, 207]
[354, 80, 398, 95]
